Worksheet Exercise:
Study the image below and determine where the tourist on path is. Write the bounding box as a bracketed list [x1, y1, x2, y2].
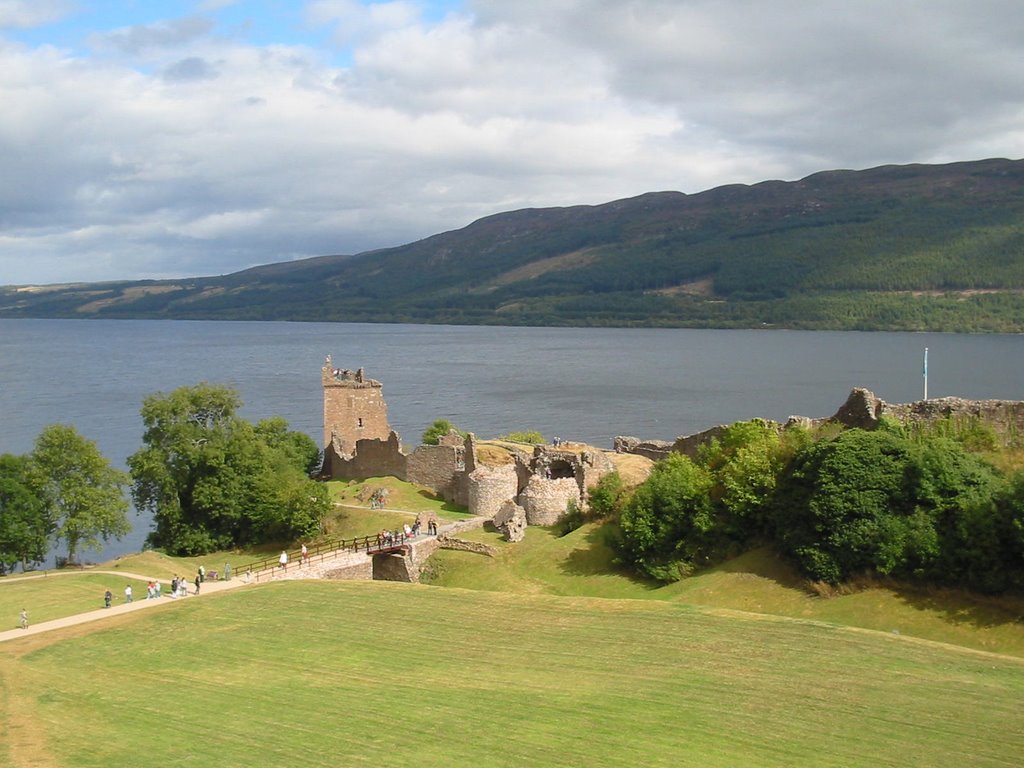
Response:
[104, 590, 112, 608]
[279, 550, 288, 571]
[301, 543, 308, 564]
[198, 564, 206, 583]
[19, 609, 28, 629]
[125, 584, 133, 603]
[194, 575, 201, 595]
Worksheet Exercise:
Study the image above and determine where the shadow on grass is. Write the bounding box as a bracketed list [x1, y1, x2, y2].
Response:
[556, 524, 662, 592]
[415, 489, 470, 515]
[887, 582, 1024, 631]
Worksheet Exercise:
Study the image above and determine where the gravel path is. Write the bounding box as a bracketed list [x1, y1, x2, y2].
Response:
[0, 572, 250, 643]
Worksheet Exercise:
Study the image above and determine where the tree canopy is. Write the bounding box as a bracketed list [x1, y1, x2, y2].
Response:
[31, 424, 130, 565]
[0, 453, 52, 574]
[128, 383, 329, 555]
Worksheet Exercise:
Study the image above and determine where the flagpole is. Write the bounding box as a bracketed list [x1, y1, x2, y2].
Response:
[923, 347, 928, 401]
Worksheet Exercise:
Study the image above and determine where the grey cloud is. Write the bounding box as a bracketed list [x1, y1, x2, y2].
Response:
[163, 56, 219, 82]
[90, 16, 215, 55]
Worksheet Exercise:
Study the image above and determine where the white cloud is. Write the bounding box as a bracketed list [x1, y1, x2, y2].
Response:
[0, 0, 73, 30]
[2, 0, 1024, 285]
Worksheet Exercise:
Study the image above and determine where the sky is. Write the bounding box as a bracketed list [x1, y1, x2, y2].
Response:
[3, 1, 1024, 285]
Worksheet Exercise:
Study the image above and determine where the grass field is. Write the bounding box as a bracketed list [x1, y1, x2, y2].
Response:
[0, 573, 153, 629]
[1, 580, 1022, 768]
[424, 522, 1024, 658]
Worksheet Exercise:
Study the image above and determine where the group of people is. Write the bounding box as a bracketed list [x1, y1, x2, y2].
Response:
[374, 518, 439, 548]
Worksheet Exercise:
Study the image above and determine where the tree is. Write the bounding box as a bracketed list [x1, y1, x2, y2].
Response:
[129, 384, 329, 555]
[422, 419, 465, 446]
[698, 419, 782, 538]
[0, 453, 52, 574]
[31, 424, 130, 565]
[615, 454, 715, 581]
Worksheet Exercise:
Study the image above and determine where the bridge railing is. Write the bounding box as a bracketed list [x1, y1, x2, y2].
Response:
[238, 532, 417, 583]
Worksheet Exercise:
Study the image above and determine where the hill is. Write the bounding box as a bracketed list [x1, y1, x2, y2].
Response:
[4, 157, 1024, 330]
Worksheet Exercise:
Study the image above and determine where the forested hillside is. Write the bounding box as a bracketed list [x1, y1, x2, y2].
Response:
[4, 158, 1024, 331]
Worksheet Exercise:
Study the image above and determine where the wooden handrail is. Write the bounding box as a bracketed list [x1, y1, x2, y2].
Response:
[237, 531, 422, 582]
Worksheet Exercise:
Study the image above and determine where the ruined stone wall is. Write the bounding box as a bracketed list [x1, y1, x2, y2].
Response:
[323, 430, 407, 481]
[467, 464, 519, 519]
[372, 552, 415, 582]
[614, 388, 1024, 465]
[406, 443, 465, 504]
[519, 476, 580, 526]
[870, 391, 1024, 444]
[322, 359, 391, 453]
[614, 436, 673, 461]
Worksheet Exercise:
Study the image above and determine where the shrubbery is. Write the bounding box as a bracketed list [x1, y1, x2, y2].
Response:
[612, 418, 1024, 593]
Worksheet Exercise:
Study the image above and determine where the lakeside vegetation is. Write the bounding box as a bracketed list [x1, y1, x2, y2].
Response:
[5, 159, 1024, 331]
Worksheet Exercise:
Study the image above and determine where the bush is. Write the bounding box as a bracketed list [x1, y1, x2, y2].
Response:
[422, 419, 465, 446]
[500, 431, 545, 444]
[615, 455, 716, 581]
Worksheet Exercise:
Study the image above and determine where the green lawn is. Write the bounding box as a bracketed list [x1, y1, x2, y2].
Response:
[0, 573, 153, 627]
[1, 581, 1022, 767]
[425, 522, 1024, 658]
[327, 476, 471, 520]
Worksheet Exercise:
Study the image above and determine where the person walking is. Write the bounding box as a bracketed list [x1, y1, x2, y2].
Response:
[104, 590, 113, 608]
[125, 584, 133, 603]
[19, 609, 28, 629]
[301, 543, 308, 565]
[279, 550, 288, 572]
[194, 575, 201, 595]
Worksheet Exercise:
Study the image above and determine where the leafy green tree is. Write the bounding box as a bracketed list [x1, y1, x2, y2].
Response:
[698, 419, 782, 537]
[616, 454, 715, 581]
[0, 454, 52, 573]
[129, 384, 329, 555]
[422, 419, 465, 446]
[587, 471, 628, 519]
[255, 416, 323, 475]
[31, 424, 130, 565]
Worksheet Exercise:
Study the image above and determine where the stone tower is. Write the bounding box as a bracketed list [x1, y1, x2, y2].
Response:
[321, 356, 391, 456]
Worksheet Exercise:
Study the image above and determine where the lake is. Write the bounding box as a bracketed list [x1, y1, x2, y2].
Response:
[2, 318, 1022, 562]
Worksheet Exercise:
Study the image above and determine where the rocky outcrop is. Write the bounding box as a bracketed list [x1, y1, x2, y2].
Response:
[829, 387, 885, 429]
[437, 536, 496, 557]
[493, 500, 527, 542]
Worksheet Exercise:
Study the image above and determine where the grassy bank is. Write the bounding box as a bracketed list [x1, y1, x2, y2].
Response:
[2, 580, 1022, 767]
[424, 523, 1024, 657]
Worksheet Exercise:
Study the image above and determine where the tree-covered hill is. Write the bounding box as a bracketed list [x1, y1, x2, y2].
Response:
[4, 157, 1024, 331]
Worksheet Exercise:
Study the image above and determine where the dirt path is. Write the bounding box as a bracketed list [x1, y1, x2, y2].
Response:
[0, 574, 250, 644]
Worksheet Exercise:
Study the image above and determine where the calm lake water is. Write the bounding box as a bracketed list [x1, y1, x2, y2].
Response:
[2, 318, 1023, 562]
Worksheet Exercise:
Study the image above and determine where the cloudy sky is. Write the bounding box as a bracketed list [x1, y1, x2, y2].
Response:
[2, 0, 1023, 285]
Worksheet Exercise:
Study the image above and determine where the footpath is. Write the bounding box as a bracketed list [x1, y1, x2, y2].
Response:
[0, 571, 249, 644]
[0, 516, 487, 645]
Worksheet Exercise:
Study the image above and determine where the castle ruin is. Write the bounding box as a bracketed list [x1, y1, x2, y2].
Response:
[320, 359, 616, 529]
[322, 356, 391, 455]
